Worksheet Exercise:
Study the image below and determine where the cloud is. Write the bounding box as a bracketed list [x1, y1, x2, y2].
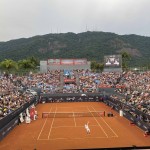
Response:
[0, 0, 150, 41]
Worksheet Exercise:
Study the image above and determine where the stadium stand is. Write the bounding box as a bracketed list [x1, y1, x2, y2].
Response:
[0, 69, 150, 141]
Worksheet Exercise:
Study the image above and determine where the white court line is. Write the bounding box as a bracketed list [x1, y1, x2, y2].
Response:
[100, 117, 118, 137]
[109, 136, 118, 138]
[87, 107, 108, 138]
[47, 105, 57, 139]
[57, 106, 88, 108]
[37, 107, 52, 140]
[38, 139, 50, 140]
[91, 106, 118, 138]
[73, 111, 77, 127]
[52, 125, 98, 128]
[38, 136, 117, 141]
[71, 136, 114, 140]
[50, 137, 107, 140]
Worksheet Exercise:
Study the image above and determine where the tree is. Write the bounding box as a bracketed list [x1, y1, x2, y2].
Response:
[0, 59, 17, 73]
[121, 51, 131, 70]
[28, 56, 39, 67]
[90, 61, 104, 72]
[18, 59, 35, 70]
[98, 63, 104, 72]
[17, 57, 39, 75]
[90, 61, 97, 71]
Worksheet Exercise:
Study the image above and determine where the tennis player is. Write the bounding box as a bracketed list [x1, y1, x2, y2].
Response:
[85, 122, 90, 134]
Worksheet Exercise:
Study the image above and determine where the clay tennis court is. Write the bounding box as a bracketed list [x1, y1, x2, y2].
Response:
[0, 102, 150, 150]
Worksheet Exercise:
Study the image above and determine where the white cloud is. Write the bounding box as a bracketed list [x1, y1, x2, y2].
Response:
[0, 0, 150, 41]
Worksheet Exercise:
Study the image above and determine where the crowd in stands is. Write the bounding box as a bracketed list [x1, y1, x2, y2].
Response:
[114, 71, 150, 116]
[63, 70, 78, 93]
[0, 69, 150, 121]
[78, 70, 99, 93]
[19, 70, 61, 93]
[0, 74, 34, 119]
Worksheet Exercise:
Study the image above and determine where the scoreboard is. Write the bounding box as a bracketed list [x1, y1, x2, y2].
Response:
[104, 55, 122, 67]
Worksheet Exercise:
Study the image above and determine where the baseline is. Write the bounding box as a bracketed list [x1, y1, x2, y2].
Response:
[52, 125, 98, 128]
[38, 136, 116, 141]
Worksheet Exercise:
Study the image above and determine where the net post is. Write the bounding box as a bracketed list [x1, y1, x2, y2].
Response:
[104, 111, 105, 117]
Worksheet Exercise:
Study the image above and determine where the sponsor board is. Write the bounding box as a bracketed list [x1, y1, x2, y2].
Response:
[0, 117, 18, 141]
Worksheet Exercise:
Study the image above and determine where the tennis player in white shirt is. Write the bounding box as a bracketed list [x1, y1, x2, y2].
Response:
[85, 121, 90, 134]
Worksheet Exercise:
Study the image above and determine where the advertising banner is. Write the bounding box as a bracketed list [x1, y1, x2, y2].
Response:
[0, 117, 18, 141]
[64, 79, 75, 83]
[74, 59, 87, 65]
[61, 59, 74, 65]
[47, 59, 61, 65]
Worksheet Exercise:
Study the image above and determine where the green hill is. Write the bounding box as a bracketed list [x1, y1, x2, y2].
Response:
[0, 31, 150, 67]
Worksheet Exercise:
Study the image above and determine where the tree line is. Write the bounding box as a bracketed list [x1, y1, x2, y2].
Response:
[0, 56, 39, 75]
[0, 52, 132, 74]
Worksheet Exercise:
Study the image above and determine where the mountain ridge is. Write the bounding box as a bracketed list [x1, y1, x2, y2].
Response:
[0, 31, 150, 67]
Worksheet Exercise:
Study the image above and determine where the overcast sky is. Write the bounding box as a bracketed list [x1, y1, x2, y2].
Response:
[0, 0, 150, 41]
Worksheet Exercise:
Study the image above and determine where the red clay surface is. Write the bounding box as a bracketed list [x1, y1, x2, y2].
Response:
[0, 102, 150, 150]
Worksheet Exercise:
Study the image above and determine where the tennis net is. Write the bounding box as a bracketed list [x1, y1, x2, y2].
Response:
[42, 111, 105, 118]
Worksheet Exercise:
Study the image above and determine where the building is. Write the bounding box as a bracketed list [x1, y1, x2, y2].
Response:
[40, 58, 91, 73]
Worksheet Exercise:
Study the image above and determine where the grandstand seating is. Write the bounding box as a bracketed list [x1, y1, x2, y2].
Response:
[0, 70, 150, 123]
